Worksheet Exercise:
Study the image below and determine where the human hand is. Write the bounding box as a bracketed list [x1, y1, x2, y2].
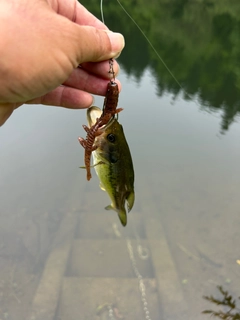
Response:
[0, 0, 125, 126]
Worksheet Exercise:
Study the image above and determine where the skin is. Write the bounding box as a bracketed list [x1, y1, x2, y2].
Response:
[0, 0, 125, 126]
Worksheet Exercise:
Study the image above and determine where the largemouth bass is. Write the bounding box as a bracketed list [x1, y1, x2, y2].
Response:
[87, 106, 135, 227]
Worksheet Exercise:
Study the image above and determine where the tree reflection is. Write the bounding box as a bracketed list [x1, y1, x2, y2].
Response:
[80, 0, 240, 132]
[203, 286, 240, 319]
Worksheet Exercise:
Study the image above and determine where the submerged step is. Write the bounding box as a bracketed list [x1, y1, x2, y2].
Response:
[57, 277, 161, 320]
[77, 211, 145, 239]
[68, 239, 154, 278]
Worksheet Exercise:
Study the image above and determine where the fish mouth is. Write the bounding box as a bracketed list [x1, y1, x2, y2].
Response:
[87, 106, 116, 129]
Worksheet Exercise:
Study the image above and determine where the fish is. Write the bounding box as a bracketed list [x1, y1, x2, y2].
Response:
[87, 106, 135, 226]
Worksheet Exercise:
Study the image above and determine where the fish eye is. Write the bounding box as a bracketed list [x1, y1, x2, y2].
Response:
[107, 134, 115, 143]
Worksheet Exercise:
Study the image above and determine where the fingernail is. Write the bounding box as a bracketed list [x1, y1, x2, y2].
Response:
[106, 31, 125, 56]
[113, 52, 121, 59]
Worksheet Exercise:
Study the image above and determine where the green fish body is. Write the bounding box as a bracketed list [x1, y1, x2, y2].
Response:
[87, 107, 135, 226]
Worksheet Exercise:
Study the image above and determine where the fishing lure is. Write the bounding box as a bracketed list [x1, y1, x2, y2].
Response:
[79, 60, 123, 181]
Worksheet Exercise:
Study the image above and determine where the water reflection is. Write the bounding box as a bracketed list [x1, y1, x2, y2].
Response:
[1, 70, 240, 320]
[1, 1, 240, 320]
[82, 0, 240, 132]
[202, 285, 240, 319]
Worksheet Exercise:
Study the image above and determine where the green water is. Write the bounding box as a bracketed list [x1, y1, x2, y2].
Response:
[0, 1, 240, 319]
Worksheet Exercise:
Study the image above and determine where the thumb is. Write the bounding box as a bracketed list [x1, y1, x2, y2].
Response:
[61, 22, 125, 65]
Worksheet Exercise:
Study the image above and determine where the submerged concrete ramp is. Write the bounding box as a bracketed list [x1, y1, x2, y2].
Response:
[58, 277, 160, 320]
[27, 175, 188, 320]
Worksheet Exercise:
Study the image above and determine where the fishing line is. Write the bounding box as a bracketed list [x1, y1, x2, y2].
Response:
[101, 0, 197, 103]
[115, 0, 184, 90]
[100, 3, 152, 318]
[100, 0, 105, 24]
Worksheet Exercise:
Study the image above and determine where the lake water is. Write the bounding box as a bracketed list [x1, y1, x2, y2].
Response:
[0, 1, 240, 319]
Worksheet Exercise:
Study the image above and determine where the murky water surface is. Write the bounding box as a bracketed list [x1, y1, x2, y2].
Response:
[1, 1, 240, 319]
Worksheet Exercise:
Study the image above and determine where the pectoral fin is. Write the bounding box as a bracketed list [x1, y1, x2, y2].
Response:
[79, 161, 106, 169]
[93, 161, 106, 167]
[105, 205, 113, 211]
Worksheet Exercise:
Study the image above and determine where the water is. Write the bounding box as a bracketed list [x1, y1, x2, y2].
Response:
[1, 1, 240, 319]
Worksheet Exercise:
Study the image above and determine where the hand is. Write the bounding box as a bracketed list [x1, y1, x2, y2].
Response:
[0, 0, 125, 126]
